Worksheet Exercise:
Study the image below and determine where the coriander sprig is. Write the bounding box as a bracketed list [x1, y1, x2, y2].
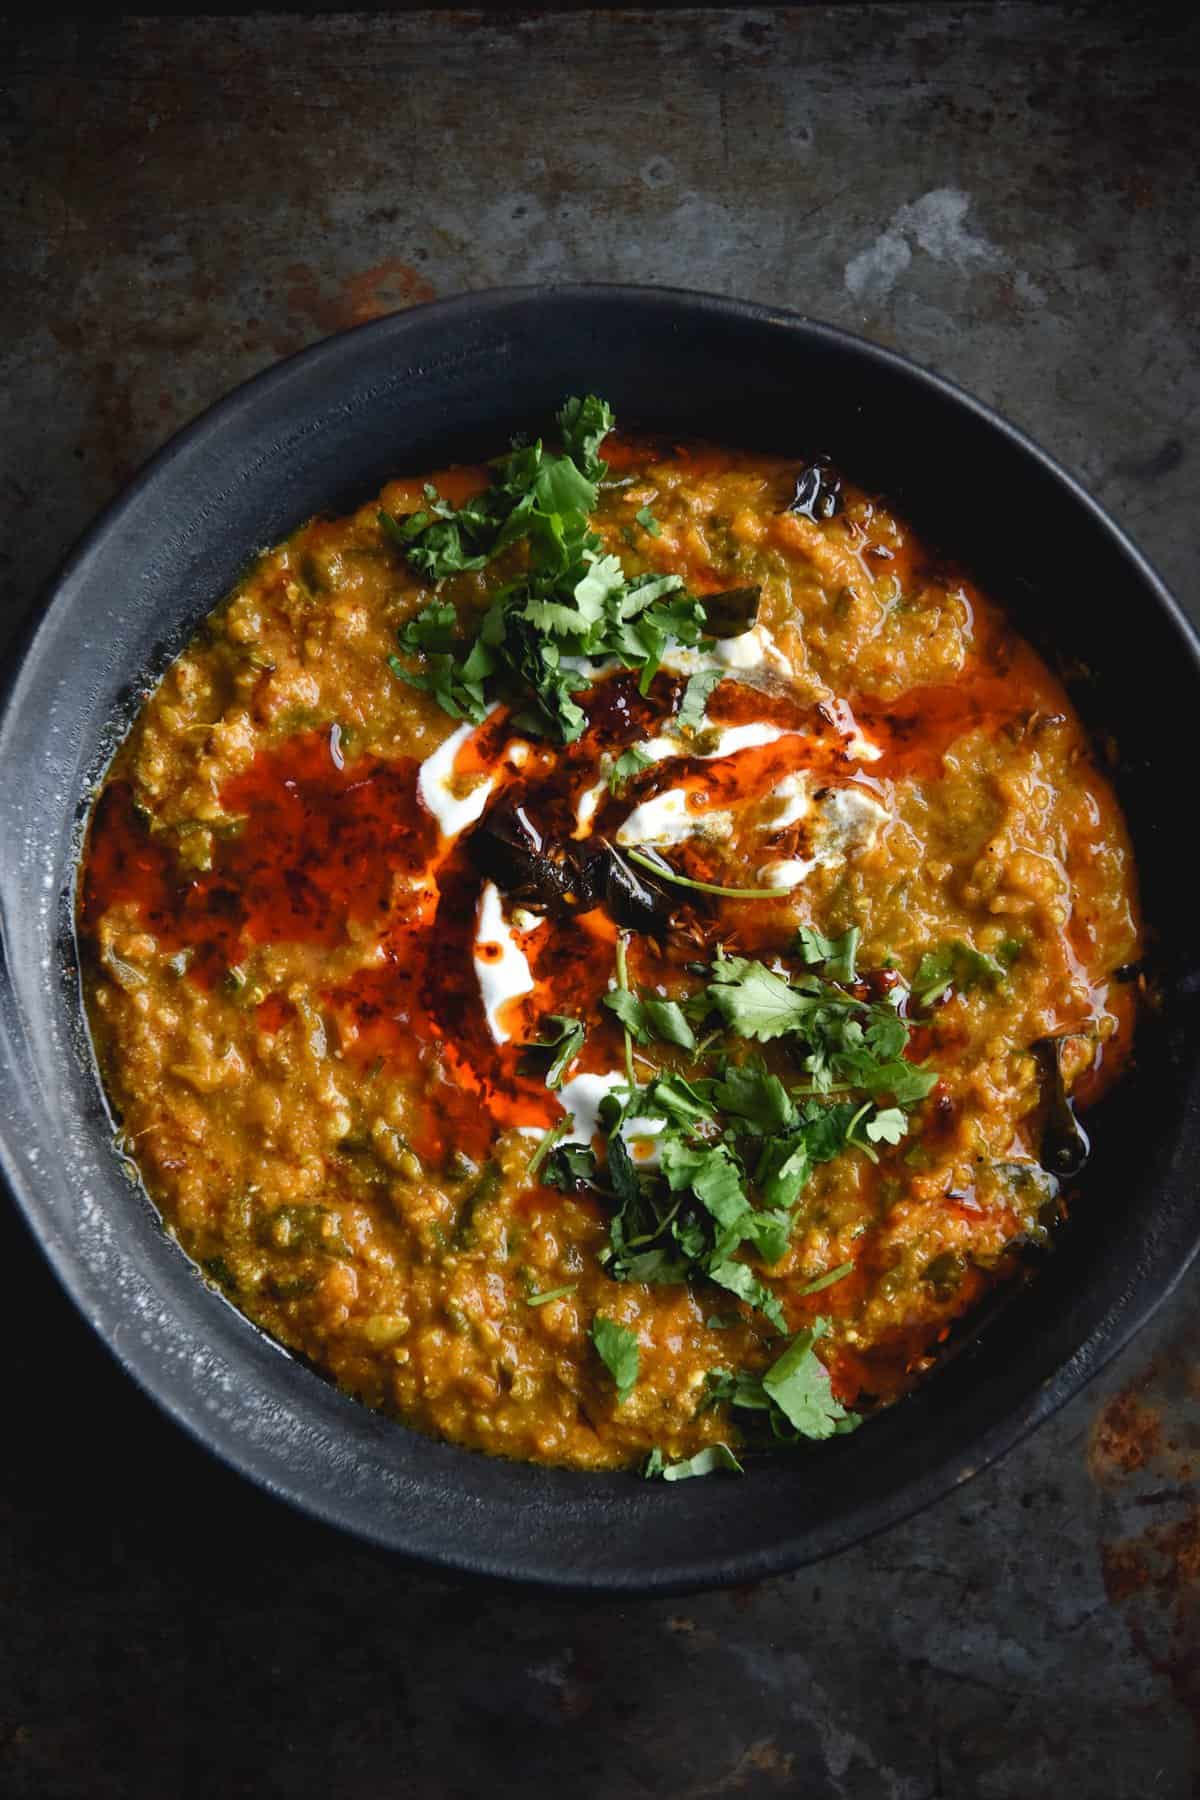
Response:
[383, 396, 713, 743]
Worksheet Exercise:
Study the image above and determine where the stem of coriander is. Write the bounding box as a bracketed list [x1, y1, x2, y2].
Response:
[614, 931, 636, 1090]
[626, 847, 783, 900]
[526, 1115, 571, 1178]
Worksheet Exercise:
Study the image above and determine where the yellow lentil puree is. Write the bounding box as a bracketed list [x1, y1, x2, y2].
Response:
[79, 409, 1140, 1475]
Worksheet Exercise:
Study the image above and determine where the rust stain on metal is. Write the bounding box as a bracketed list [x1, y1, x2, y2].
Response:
[1100, 1509, 1200, 1730]
[1088, 1379, 1165, 1482]
[689, 1738, 796, 1795]
[1091, 1327, 1200, 1744]
[284, 259, 437, 336]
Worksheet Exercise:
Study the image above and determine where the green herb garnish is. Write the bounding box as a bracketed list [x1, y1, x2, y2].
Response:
[608, 744, 656, 793]
[526, 1115, 573, 1178]
[706, 1318, 860, 1442]
[520, 1015, 585, 1089]
[526, 1284, 577, 1307]
[383, 397, 712, 742]
[795, 924, 860, 983]
[603, 988, 697, 1052]
[591, 1315, 640, 1402]
[705, 951, 936, 1106]
[796, 1260, 855, 1297]
[913, 938, 1008, 1007]
[674, 669, 724, 737]
[643, 1442, 743, 1480]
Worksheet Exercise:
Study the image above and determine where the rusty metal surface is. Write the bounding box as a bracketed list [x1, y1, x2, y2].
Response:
[1, 6, 1198, 1795]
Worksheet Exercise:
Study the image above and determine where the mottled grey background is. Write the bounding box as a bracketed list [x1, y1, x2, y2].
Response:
[2, 7, 1198, 1796]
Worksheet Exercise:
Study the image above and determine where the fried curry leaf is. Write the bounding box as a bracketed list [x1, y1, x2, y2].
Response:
[701, 585, 761, 639]
[786, 459, 843, 522]
[591, 1315, 640, 1402]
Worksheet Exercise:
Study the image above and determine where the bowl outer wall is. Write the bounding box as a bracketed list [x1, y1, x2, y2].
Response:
[1, 285, 1198, 1593]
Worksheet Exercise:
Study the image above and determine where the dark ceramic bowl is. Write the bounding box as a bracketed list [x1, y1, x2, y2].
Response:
[2, 286, 1198, 1592]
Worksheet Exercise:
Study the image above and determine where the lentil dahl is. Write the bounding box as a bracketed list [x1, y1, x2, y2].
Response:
[78, 402, 1140, 1474]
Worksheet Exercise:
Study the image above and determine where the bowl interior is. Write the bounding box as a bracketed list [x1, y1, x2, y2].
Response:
[2, 286, 1199, 1591]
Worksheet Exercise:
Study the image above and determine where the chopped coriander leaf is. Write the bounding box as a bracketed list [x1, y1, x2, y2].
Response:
[675, 669, 724, 736]
[379, 398, 717, 743]
[395, 600, 460, 656]
[761, 1319, 860, 1439]
[706, 953, 817, 1041]
[707, 1318, 860, 1442]
[796, 1260, 855, 1297]
[519, 1015, 585, 1089]
[611, 748, 658, 799]
[591, 1316, 640, 1401]
[556, 394, 615, 479]
[526, 1284, 577, 1307]
[706, 950, 936, 1104]
[864, 1105, 907, 1145]
[913, 939, 1008, 1007]
[660, 1138, 747, 1229]
[635, 505, 662, 537]
[540, 1141, 599, 1191]
[640, 1071, 714, 1126]
[795, 924, 860, 983]
[603, 988, 697, 1051]
[601, 1126, 791, 1324]
[643, 1442, 744, 1480]
[709, 1058, 796, 1134]
[387, 642, 492, 725]
[378, 507, 491, 579]
[753, 1100, 859, 1208]
[526, 1115, 573, 1179]
[703, 1366, 771, 1412]
[609, 743, 656, 793]
[707, 1259, 787, 1332]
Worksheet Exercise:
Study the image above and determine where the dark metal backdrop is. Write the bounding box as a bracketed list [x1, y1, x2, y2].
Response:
[1, 8, 1197, 1796]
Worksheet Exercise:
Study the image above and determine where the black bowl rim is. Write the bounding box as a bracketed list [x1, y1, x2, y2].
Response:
[2, 281, 1198, 1592]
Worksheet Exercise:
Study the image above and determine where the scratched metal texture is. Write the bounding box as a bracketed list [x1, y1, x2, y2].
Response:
[1, 7, 1198, 1796]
